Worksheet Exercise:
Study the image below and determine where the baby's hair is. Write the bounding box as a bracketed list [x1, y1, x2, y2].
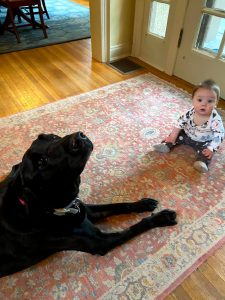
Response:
[192, 79, 220, 101]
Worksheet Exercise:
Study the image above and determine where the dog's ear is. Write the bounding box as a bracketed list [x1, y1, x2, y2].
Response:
[19, 150, 36, 184]
[2, 163, 22, 187]
[38, 133, 59, 141]
[9, 163, 21, 179]
[0, 164, 21, 197]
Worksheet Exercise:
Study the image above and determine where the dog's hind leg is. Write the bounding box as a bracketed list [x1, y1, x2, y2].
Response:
[85, 198, 158, 222]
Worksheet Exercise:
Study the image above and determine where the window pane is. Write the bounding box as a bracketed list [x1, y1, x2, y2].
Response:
[195, 14, 225, 54]
[206, 0, 225, 11]
[148, 1, 170, 38]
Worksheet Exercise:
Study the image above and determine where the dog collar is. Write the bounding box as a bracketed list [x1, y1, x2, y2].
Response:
[53, 197, 81, 216]
[19, 197, 81, 216]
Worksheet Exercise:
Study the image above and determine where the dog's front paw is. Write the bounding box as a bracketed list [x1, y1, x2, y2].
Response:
[151, 209, 177, 227]
[136, 198, 158, 212]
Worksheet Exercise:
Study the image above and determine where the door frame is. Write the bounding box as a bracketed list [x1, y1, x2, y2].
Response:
[132, 0, 188, 75]
[89, 0, 110, 63]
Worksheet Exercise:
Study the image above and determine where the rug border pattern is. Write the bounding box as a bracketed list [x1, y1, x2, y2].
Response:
[99, 190, 225, 299]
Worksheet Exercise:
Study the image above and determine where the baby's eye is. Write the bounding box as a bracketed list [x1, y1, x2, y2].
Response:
[197, 98, 202, 102]
[208, 99, 215, 104]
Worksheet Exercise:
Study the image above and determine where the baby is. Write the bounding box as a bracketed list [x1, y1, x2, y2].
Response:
[153, 79, 224, 173]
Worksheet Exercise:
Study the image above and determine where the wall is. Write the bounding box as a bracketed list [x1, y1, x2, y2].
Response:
[110, 0, 136, 61]
[89, 0, 135, 62]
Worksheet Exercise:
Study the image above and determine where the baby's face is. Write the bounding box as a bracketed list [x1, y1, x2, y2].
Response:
[192, 88, 217, 116]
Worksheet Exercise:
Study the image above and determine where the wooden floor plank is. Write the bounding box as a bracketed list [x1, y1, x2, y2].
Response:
[182, 269, 225, 299]
[199, 262, 225, 296]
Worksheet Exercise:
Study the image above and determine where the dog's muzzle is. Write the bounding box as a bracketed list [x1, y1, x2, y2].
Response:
[69, 132, 93, 153]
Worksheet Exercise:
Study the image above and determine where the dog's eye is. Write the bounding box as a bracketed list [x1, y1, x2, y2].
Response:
[38, 156, 48, 169]
[73, 141, 78, 149]
[72, 140, 80, 152]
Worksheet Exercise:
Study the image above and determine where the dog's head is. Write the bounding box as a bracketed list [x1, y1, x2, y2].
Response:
[16, 132, 93, 211]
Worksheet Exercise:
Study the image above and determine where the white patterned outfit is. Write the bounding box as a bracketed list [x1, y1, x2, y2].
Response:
[167, 107, 224, 165]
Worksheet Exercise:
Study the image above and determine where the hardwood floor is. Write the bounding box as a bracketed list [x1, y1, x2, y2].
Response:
[1, 38, 224, 118]
[0, 39, 147, 118]
[0, 12, 225, 300]
[73, 0, 89, 6]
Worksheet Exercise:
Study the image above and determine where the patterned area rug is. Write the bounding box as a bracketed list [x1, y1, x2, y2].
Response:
[0, 0, 90, 54]
[0, 74, 225, 299]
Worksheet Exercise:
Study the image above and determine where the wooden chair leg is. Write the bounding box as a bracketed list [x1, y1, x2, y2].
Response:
[37, 1, 47, 38]
[17, 14, 22, 23]
[41, 0, 49, 19]
[8, 8, 21, 43]
[29, 5, 36, 28]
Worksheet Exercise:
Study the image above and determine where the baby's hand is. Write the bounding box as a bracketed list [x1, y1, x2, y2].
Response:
[162, 127, 181, 145]
[202, 148, 213, 159]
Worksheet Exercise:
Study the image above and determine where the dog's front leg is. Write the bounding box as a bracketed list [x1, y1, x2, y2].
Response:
[55, 209, 176, 256]
[85, 198, 158, 222]
[92, 209, 177, 255]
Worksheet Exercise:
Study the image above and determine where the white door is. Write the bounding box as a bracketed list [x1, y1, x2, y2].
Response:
[174, 0, 225, 98]
[132, 0, 188, 73]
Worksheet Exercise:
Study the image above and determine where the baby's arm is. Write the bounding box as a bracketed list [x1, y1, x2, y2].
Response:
[163, 109, 192, 144]
[164, 127, 182, 144]
[204, 117, 224, 157]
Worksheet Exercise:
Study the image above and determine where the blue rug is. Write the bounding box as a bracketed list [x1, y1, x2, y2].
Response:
[0, 0, 90, 54]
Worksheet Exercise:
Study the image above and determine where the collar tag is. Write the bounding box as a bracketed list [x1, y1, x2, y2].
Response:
[53, 198, 81, 216]
[19, 198, 27, 206]
[53, 208, 68, 216]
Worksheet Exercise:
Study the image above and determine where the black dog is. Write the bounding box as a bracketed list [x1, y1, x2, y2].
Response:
[0, 132, 177, 278]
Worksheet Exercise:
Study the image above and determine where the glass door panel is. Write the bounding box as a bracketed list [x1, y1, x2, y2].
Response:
[148, 1, 170, 38]
[136, 0, 175, 71]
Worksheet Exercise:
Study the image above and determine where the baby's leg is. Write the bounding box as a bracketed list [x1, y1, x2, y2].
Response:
[190, 142, 211, 172]
[153, 130, 186, 153]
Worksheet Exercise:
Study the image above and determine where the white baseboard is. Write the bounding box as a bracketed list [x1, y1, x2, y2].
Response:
[110, 42, 132, 61]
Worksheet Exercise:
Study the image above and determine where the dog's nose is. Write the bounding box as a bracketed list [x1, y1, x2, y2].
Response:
[75, 132, 88, 147]
[77, 132, 87, 140]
